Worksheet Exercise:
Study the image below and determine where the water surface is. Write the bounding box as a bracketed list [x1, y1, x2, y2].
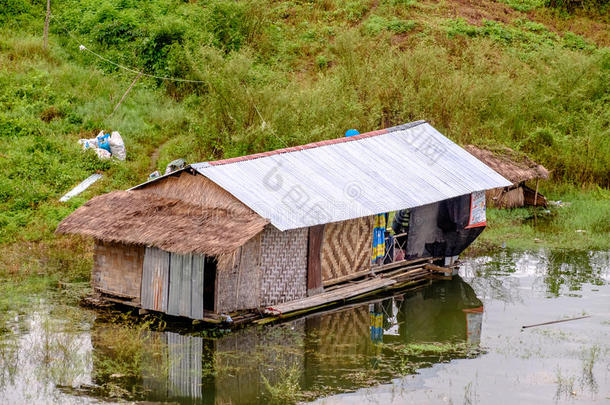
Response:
[0, 249, 608, 404]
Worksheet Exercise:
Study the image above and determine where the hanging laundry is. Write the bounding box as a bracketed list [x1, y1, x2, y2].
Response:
[371, 213, 386, 263]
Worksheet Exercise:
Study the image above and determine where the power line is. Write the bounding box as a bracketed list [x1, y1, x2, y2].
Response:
[51, 14, 206, 83]
[49, 13, 285, 145]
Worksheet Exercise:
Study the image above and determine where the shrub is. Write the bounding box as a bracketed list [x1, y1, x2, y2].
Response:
[545, 0, 610, 13]
[500, 0, 546, 12]
[208, 1, 251, 53]
[563, 31, 594, 51]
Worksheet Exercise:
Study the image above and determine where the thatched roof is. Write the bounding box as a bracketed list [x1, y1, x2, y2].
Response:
[56, 191, 268, 255]
[465, 145, 549, 184]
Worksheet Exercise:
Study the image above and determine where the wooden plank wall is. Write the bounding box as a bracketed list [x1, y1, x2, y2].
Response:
[321, 217, 373, 283]
[307, 225, 325, 295]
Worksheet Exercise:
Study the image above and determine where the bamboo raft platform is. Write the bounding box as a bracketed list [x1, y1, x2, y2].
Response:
[252, 257, 456, 325]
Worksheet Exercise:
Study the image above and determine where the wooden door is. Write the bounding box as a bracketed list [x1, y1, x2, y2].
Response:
[307, 225, 325, 295]
[167, 253, 205, 319]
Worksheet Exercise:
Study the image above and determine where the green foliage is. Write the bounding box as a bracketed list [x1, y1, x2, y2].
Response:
[207, 1, 250, 53]
[364, 15, 416, 35]
[0, 0, 40, 26]
[499, 0, 546, 12]
[338, 1, 370, 22]
[261, 362, 303, 405]
[545, 0, 610, 13]
[0, 0, 609, 252]
[448, 18, 564, 48]
[90, 315, 172, 401]
[475, 188, 610, 251]
[390, 0, 418, 6]
[563, 31, 595, 51]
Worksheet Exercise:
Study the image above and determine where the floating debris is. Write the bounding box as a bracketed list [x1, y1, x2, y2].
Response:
[521, 315, 591, 330]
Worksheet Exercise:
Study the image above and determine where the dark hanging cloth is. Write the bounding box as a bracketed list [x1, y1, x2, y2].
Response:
[405, 194, 486, 259]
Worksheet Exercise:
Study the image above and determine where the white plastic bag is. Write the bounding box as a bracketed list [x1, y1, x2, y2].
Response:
[108, 131, 126, 161]
[94, 148, 112, 159]
[78, 138, 98, 150]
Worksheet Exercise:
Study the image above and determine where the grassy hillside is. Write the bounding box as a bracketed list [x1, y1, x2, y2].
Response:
[0, 0, 609, 285]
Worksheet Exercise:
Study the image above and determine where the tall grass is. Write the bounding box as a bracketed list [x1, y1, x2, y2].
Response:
[0, 0, 608, 253]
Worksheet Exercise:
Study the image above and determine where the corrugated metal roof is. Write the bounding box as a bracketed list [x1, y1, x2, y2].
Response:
[191, 121, 512, 231]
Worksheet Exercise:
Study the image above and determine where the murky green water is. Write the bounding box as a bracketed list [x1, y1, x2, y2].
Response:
[0, 249, 608, 404]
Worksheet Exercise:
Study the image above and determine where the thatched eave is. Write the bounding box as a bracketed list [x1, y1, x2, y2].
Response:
[465, 145, 549, 184]
[56, 190, 268, 255]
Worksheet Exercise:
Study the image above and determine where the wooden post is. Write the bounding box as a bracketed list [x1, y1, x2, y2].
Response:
[43, 0, 51, 50]
[107, 71, 143, 119]
[307, 224, 325, 296]
[533, 178, 539, 206]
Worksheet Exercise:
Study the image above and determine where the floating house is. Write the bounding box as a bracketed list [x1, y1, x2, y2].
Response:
[57, 121, 510, 323]
[464, 145, 549, 208]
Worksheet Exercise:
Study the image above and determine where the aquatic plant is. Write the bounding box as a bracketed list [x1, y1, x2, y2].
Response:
[554, 367, 577, 400]
[92, 315, 170, 395]
[261, 362, 303, 405]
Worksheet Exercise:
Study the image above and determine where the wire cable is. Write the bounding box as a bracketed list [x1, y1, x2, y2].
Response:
[49, 12, 286, 145]
[51, 14, 206, 83]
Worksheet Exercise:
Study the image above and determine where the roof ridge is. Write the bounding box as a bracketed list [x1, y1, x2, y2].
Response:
[198, 120, 426, 167]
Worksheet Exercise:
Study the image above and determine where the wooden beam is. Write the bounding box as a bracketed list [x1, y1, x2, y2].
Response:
[264, 278, 396, 316]
[322, 267, 374, 287]
[307, 224, 325, 295]
[424, 263, 453, 274]
[95, 287, 138, 300]
[107, 71, 142, 119]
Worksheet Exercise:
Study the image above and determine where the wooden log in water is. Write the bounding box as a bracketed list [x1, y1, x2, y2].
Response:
[521, 315, 591, 329]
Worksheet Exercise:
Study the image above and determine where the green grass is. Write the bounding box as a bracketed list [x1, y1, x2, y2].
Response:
[471, 186, 610, 252]
[499, 0, 546, 12]
[0, 0, 608, 286]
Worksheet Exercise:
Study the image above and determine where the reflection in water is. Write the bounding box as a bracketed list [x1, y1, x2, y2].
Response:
[88, 276, 483, 404]
[461, 249, 610, 301]
[0, 310, 93, 404]
[2, 249, 606, 404]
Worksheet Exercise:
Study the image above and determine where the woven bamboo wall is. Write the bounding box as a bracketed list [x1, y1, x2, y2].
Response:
[320, 307, 370, 354]
[316, 306, 370, 352]
[321, 217, 373, 282]
[93, 241, 144, 301]
[259, 225, 308, 306]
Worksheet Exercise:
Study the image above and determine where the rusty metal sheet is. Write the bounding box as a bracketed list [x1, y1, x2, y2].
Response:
[191, 255, 205, 319]
[141, 247, 170, 312]
[167, 253, 204, 319]
[168, 253, 187, 317]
